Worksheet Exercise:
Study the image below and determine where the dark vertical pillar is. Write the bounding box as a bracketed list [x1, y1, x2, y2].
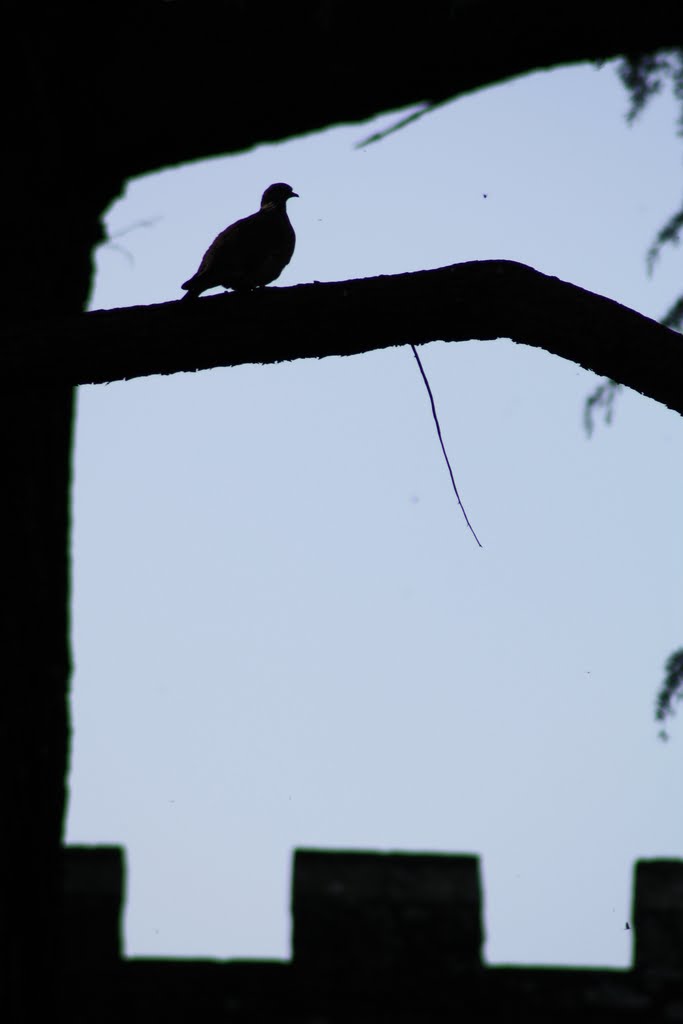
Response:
[62, 847, 125, 967]
[633, 859, 683, 973]
[1, 51, 122, 1009]
[3, 381, 75, 1022]
[292, 848, 483, 985]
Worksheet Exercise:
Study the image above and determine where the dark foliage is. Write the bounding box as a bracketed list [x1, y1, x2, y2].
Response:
[619, 50, 683, 121]
[583, 380, 621, 436]
[618, 50, 683, 331]
[662, 295, 683, 330]
[656, 648, 683, 739]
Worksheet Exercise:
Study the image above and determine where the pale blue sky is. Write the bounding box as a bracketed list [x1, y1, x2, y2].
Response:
[66, 61, 682, 967]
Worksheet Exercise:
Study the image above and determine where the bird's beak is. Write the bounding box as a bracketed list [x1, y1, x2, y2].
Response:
[291, 191, 299, 198]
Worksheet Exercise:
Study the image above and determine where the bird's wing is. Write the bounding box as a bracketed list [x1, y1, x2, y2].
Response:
[183, 206, 295, 294]
[193, 210, 265, 279]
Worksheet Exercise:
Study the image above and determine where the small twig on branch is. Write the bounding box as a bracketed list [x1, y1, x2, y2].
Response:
[410, 344, 482, 547]
[355, 100, 448, 148]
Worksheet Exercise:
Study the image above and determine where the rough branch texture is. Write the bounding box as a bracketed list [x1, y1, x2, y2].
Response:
[9, 261, 682, 416]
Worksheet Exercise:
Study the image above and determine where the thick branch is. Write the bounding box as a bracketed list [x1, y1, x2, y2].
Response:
[8, 261, 682, 416]
[10, 3, 680, 181]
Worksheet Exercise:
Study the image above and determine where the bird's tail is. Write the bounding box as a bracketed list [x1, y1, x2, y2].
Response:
[180, 276, 199, 300]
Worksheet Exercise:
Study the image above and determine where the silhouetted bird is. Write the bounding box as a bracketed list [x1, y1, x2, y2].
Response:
[181, 183, 298, 299]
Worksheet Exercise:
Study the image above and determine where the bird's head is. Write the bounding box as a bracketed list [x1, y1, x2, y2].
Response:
[261, 182, 299, 208]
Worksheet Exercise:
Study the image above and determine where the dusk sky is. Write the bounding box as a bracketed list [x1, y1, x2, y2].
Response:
[65, 60, 682, 967]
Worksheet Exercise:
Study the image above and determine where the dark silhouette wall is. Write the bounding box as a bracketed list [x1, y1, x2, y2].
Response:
[61, 846, 683, 1022]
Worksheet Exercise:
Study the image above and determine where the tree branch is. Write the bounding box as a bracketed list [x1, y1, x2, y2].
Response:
[8, 261, 682, 416]
[9, 4, 680, 181]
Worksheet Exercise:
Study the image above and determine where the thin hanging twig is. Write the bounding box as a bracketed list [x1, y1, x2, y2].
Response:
[410, 344, 482, 548]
